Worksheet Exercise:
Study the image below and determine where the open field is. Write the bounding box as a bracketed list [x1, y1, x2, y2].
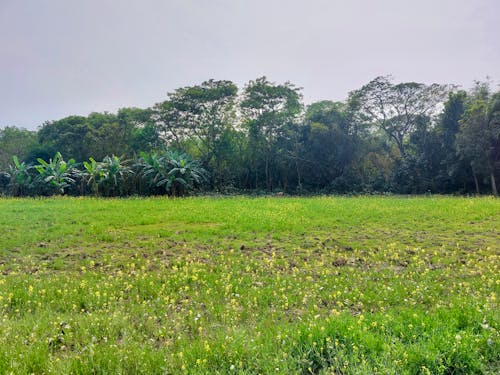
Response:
[0, 196, 498, 374]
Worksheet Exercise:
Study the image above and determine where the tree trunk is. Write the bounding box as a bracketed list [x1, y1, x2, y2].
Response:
[472, 166, 480, 195]
[491, 172, 498, 197]
[295, 158, 301, 190]
[390, 132, 405, 157]
[397, 141, 405, 157]
[265, 157, 270, 191]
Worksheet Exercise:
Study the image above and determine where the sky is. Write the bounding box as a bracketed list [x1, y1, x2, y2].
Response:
[1, 0, 499, 130]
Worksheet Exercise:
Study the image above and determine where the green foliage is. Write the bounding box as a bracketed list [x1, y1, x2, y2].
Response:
[0, 151, 206, 197]
[137, 150, 208, 196]
[0, 171, 9, 194]
[456, 83, 500, 196]
[7, 155, 33, 196]
[82, 157, 104, 195]
[162, 150, 207, 196]
[135, 151, 166, 195]
[33, 152, 79, 195]
[152, 79, 237, 188]
[241, 77, 302, 190]
[352, 76, 450, 156]
[36, 109, 159, 163]
[300, 101, 360, 191]
[434, 91, 469, 192]
[38, 116, 91, 161]
[97, 155, 132, 197]
[1, 76, 499, 196]
[0, 126, 38, 170]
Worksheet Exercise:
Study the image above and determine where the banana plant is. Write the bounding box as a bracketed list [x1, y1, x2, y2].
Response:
[158, 151, 207, 197]
[83, 157, 104, 195]
[137, 150, 207, 196]
[8, 156, 33, 196]
[136, 152, 169, 195]
[98, 155, 132, 196]
[33, 152, 79, 195]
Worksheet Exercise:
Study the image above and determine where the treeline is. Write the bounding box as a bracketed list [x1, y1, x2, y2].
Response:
[1, 76, 499, 197]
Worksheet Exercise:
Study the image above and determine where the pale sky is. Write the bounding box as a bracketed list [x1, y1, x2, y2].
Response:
[1, 0, 499, 130]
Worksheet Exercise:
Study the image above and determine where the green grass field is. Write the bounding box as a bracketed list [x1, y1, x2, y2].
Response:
[0, 196, 498, 374]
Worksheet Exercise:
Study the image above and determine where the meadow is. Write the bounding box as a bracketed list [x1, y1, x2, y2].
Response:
[0, 196, 498, 374]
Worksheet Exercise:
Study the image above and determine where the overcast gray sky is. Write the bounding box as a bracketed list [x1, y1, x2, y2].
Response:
[1, 0, 499, 130]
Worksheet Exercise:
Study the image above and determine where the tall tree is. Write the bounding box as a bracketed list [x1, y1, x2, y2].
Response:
[38, 111, 149, 162]
[119, 107, 161, 153]
[38, 116, 91, 162]
[301, 101, 359, 190]
[434, 91, 468, 192]
[240, 77, 302, 190]
[392, 115, 442, 193]
[151, 80, 237, 187]
[456, 88, 500, 196]
[351, 76, 449, 156]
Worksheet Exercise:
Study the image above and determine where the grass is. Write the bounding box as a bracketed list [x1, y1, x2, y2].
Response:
[0, 196, 498, 374]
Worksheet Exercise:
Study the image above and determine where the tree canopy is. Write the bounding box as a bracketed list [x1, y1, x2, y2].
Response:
[1, 76, 498, 197]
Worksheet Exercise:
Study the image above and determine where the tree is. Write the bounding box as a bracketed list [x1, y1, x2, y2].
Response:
[240, 77, 302, 190]
[0, 170, 9, 195]
[38, 111, 149, 162]
[121, 108, 161, 153]
[85, 112, 132, 160]
[392, 115, 442, 193]
[485, 92, 500, 195]
[0, 127, 38, 170]
[38, 116, 91, 162]
[300, 101, 359, 190]
[152, 80, 237, 189]
[456, 88, 500, 196]
[351, 76, 449, 156]
[433, 91, 469, 192]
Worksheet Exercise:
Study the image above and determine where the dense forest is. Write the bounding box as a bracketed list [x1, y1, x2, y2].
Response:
[1, 76, 499, 197]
